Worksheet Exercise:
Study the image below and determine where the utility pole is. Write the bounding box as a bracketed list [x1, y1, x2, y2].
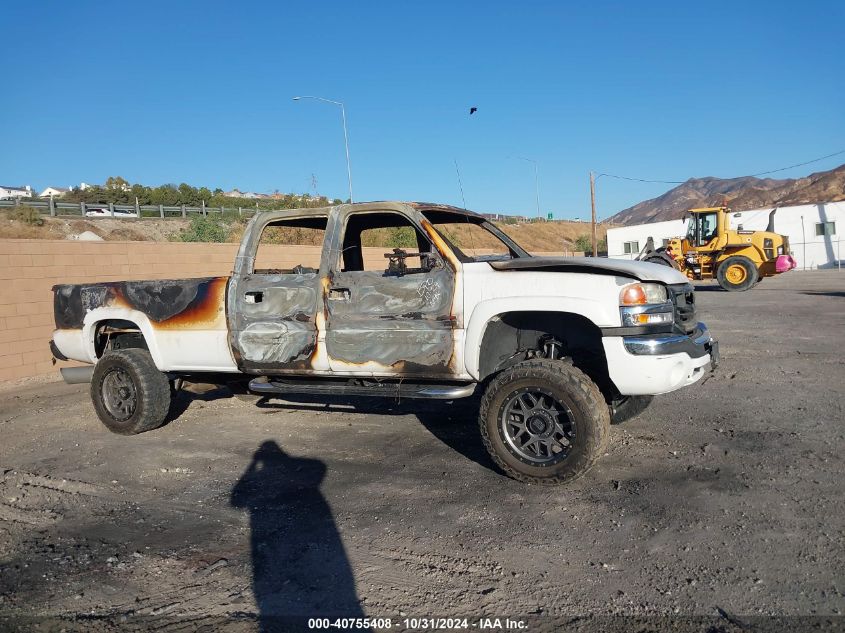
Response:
[589, 171, 598, 257]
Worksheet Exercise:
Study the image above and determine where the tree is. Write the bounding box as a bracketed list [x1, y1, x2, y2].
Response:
[573, 234, 607, 253]
[130, 184, 148, 205]
[177, 183, 194, 205]
[105, 176, 130, 191]
[574, 234, 592, 252]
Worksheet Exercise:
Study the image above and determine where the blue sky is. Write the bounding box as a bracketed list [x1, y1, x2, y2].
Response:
[2, 1, 843, 219]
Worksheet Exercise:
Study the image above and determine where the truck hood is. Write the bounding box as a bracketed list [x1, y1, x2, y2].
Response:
[489, 256, 689, 285]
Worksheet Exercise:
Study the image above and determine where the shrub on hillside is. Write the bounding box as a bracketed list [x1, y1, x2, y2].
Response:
[5, 205, 44, 226]
[179, 216, 229, 243]
[574, 234, 607, 252]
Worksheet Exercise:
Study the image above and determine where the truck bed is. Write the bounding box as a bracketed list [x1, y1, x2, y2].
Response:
[53, 277, 229, 330]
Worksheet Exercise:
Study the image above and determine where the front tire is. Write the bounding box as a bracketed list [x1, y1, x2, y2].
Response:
[91, 349, 171, 435]
[717, 255, 758, 291]
[479, 359, 610, 484]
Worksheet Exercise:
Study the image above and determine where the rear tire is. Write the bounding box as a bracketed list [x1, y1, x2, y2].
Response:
[91, 349, 171, 435]
[717, 255, 758, 291]
[642, 254, 679, 269]
[479, 359, 610, 484]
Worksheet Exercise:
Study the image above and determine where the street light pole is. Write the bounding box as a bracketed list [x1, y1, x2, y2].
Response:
[293, 95, 354, 203]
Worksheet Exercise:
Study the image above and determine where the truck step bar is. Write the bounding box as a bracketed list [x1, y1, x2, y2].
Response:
[248, 377, 476, 400]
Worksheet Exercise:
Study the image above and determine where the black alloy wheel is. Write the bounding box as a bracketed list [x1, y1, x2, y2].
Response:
[499, 387, 575, 465]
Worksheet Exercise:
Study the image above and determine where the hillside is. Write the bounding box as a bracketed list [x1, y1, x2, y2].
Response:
[0, 213, 608, 253]
[609, 163, 845, 226]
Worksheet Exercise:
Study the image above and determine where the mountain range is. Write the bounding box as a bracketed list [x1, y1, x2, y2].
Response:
[608, 163, 845, 226]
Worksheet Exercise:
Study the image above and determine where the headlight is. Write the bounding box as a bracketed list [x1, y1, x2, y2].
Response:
[619, 283, 672, 327]
[619, 283, 668, 306]
[620, 308, 673, 327]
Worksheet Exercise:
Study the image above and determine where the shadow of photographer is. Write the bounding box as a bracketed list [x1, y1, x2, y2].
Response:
[231, 440, 368, 632]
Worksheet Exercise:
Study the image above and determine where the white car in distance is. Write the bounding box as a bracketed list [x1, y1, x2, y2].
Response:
[84, 206, 138, 218]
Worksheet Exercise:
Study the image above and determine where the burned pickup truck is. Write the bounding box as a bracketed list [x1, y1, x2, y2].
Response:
[51, 202, 718, 483]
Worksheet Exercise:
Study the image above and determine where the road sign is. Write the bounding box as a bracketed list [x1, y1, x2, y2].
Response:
[547, 212, 553, 220]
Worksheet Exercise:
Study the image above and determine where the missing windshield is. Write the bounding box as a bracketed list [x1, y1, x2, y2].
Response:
[421, 210, 529, 263]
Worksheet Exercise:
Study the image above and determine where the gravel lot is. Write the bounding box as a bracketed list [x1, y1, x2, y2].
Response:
[1, 271, 843, 632]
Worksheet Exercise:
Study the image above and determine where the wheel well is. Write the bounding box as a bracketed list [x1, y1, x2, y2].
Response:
[478, 311, 616, 403]
[94, 319, 149, 358]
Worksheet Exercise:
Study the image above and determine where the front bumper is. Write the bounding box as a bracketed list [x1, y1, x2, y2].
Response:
[601, 322, 718, 396]
[623, 322, 717, 361]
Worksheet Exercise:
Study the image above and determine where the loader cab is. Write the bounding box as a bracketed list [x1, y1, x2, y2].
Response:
[686, 207, 727, 250]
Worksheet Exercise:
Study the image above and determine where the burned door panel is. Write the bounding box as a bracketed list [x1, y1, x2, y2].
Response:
[325, 206, 458, 377]
[227, 212, 331, 373]
[238, 320, 315, 364]
[230, 273, 321, 371]
[326, 269, 456, 374]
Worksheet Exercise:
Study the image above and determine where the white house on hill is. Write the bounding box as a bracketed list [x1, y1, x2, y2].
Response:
[0, 185, 32, 199]
[607, 201, 844, 270]
[40, 186, 71, 198]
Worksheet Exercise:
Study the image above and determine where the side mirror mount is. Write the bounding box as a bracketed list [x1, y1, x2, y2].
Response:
[421, 251, 443, 271]
[384, 249, 443, 276]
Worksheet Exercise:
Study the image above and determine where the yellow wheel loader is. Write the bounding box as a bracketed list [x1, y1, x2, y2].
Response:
[636, 206, 797, 291]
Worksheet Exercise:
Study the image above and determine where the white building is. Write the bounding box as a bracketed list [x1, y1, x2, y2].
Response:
[0, 184, 32, 199]
[39, 186, 71, 198]
[224, 189, 261, 199]
[607, 201, 844, 270]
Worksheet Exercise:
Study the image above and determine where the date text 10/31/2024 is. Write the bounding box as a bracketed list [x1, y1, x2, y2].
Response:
[307, 617, 528, 630]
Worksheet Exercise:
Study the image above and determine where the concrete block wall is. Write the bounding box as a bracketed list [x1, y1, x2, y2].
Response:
[0, 239, 564, 382]
[0, 240, 239, 381]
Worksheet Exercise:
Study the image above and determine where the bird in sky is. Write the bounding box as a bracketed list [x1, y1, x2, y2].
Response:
[469, 107, 477, 115]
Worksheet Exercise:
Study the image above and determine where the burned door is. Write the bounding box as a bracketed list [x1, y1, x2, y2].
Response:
[229, 214, 328, 373]
[325, 210, 457, 376]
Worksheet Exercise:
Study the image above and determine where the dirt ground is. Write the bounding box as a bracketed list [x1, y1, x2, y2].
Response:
[0, 272, 843, 632]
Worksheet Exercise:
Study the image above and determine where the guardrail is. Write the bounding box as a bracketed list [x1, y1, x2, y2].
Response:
[0, 198, 270, 219]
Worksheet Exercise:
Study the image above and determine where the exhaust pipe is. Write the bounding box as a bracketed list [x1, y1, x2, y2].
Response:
[61, 366, 94, 384]
[766, 208, 777, 233]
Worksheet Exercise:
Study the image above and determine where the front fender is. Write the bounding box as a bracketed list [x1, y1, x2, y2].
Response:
[463, 297, 612, 379]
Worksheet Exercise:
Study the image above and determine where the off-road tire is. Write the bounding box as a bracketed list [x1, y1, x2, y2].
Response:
[610, 395, 653, 425]
[91, 349, 171, 435]
[643, 253, 678, 269]
[479, 359, 610, 484]
[717, 255, 758, 291]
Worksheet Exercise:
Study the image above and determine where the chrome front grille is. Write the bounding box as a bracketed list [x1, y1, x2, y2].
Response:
[669, 283, 697, 334]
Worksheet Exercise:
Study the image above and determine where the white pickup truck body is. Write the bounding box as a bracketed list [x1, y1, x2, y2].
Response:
[51, 202, 717, 482]
[53, 202, 714, 392]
